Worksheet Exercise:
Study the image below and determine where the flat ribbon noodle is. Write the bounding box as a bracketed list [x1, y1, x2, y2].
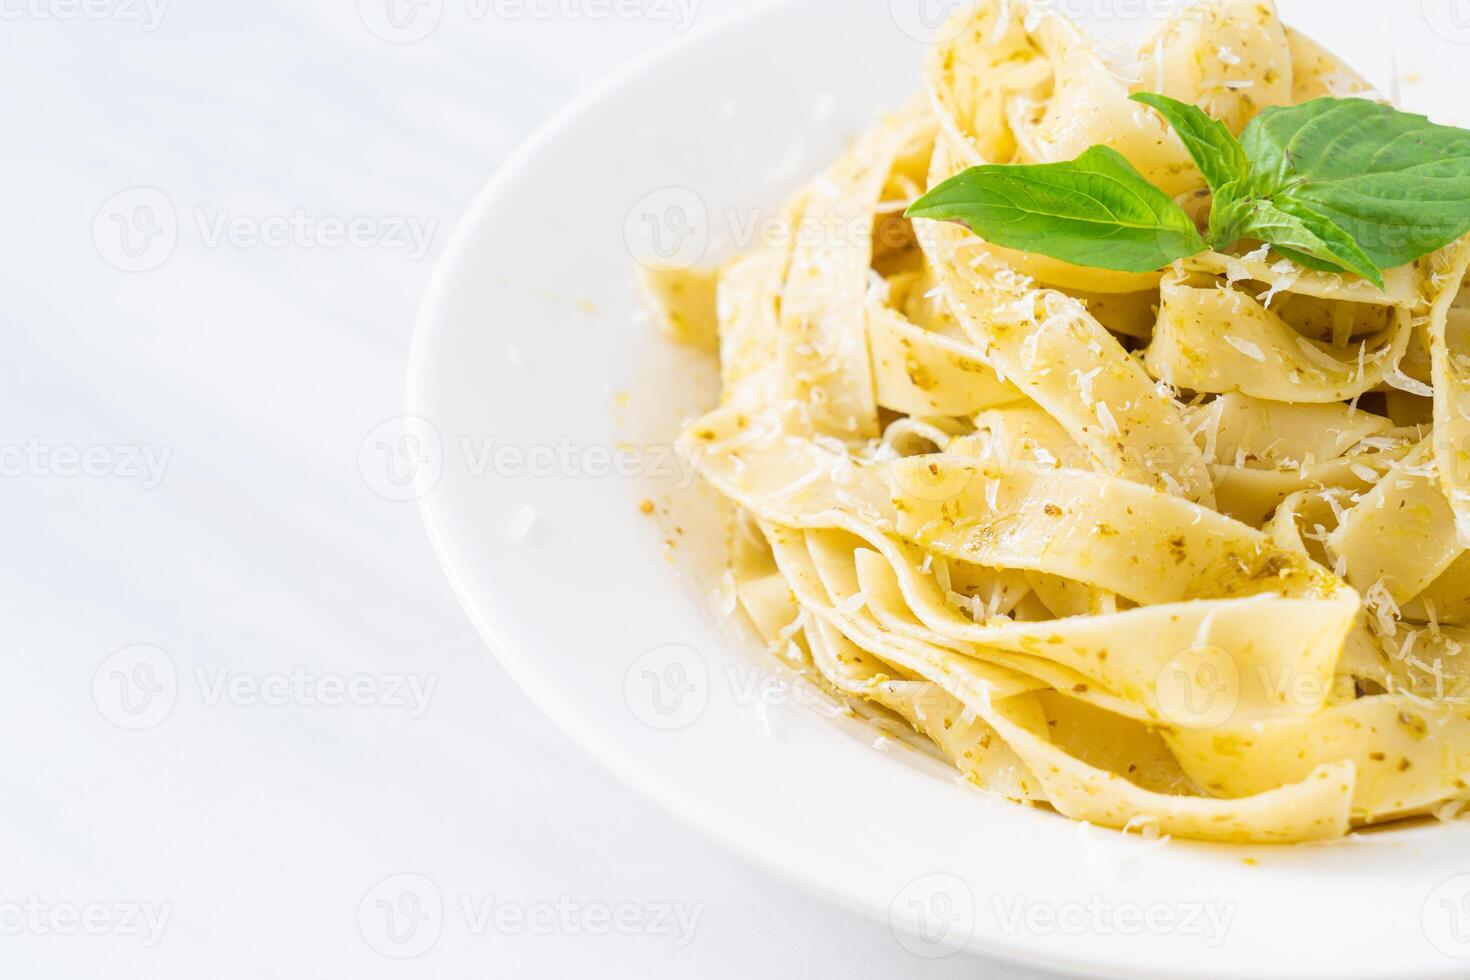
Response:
[652, 0, 1470, 842]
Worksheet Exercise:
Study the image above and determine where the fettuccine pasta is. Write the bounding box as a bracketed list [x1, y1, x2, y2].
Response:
[640, 0, 1470, 843]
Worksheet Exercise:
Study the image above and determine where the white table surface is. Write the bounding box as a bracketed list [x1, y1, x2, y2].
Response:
[1, 0, 1058, 975]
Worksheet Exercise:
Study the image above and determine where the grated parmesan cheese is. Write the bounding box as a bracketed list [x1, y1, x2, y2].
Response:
[1224, 336, 1267, 362]
[507, 504, 537, 540]
[1365, 579, 1402, 638]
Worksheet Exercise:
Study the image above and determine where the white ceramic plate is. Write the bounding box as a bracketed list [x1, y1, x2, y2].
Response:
[410, 2, 1470, 976]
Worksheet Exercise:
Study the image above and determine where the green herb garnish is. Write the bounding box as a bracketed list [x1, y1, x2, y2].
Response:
[906, 95, 1470, 288]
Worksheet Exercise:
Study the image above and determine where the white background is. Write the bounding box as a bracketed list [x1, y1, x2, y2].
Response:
[8, 0, 1467, 976]
[0, 0, 1059, 975]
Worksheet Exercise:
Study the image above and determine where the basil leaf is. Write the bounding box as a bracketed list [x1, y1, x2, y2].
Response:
[1206, 177, 1252, 248]
[906, 145, 1207, 273]
[1131, 92, 1250, 193]
[1226, 195, 1385, 288]
[1241, 97, 1470, 268]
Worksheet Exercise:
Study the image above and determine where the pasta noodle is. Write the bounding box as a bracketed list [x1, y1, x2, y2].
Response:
[640, 0, 1470, 843]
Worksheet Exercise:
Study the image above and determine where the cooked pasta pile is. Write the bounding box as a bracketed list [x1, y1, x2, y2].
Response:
[638, 0, 1470, 843]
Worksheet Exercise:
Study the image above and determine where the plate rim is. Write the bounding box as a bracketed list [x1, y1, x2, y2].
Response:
[406, 4, 1470, 977]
